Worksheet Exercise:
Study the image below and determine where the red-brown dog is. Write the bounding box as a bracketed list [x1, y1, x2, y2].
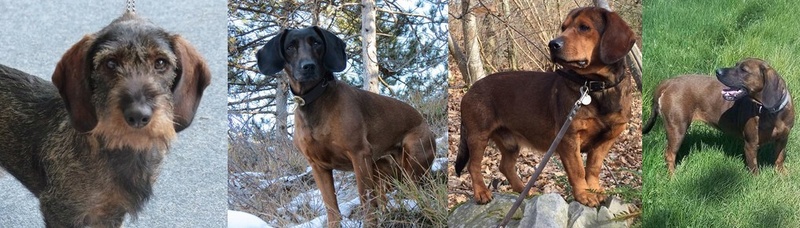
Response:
[455, 7, 637, 207]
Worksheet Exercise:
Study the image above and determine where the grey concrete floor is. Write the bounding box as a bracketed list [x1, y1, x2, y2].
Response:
[0, 1, 227, 227]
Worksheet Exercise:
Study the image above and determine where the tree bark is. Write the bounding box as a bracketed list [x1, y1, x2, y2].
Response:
[275, 75, 290, 145]
[502, 0, 517, 70]
[361, 0, 380, 93]
[461, 0, 486, 86]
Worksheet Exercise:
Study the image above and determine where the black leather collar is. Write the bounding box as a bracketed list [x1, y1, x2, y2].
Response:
[556, 69, 626, 92]
[290, 79, 330, 106]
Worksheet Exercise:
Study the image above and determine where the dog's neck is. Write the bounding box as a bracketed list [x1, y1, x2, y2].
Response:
[289, 77, 333, 107]
[556, 62, 627, 93]
[755, 89, 791, 114]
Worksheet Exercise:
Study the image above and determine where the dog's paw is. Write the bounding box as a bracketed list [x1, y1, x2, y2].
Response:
[473, 189, 493, 204]
[574, 191, 602, 207]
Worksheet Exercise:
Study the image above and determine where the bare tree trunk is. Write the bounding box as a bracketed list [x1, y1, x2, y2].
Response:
[594, 0, 611, 10]
[462, 0, 486, 86]
[502, 0, 517, 70]
[448, 35, 469, 85]
[361, 0, 380, 93]
[275, 76, 290, 145]
[311, 0, 319, 26]
[274, 1, 297, 146]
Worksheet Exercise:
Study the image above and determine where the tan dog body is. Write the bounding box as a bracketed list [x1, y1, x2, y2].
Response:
[455, 7, 637, 207]
[644, 59, 794, 174]
[256, 27, 435, 227]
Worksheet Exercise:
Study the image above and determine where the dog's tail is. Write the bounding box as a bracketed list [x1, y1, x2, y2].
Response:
[454, 124, 469, 176]
[642, 93, 660, 134]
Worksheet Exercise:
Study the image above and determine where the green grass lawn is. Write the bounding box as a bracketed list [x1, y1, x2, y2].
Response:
[642, 0, 800, 227]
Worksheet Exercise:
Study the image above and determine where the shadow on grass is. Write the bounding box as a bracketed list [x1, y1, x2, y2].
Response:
[674, 130, 781, 171]
[685, 162, 744, 202]
[756, 204, 791, 227]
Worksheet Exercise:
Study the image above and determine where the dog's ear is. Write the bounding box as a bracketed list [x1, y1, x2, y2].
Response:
[256, 30, 289, 75]
[312, 26, 347, 74]
[599, 10, 635, 64]
[760, 63, 787, 110]
[52, 35, 97, 133]
[171, 35, 211, 132]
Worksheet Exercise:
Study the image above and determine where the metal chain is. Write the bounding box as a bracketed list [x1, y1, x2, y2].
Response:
[126, 0, 135, 13]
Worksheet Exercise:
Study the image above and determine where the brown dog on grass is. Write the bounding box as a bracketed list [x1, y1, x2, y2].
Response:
[643, 58, 794, 175]
[455, 7, 638, 207]
[0, 12, 210, 227]
[256, 26, 435, 227]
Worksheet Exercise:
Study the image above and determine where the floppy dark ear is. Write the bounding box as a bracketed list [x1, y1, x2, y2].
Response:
[256, 30, 288, 75]
[52, 35, 97, 133]
[171, 35, 212, 132]
[599, 10, 635, 64]
[312, 26, 347, 73]
[760, 64, 787, 110]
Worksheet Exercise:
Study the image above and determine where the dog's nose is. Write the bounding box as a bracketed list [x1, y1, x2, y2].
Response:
[549, 39, 564, 51]
[124, 104, 152, 129]
[715, 69, 724, 77]
[300, 60, 316, 71]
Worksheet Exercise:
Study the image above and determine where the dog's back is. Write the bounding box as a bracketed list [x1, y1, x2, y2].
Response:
[0, 64, 67, 195]
[456, 71, 574, 175]
[643, 75, 734, 133]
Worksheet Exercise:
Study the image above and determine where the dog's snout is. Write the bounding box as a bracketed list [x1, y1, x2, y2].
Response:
[121, 84, 155, 129]
[124, 103, 152, 128]
[715, 68, 725, 77]
[300, 60, 316, 71]
[549, 39, 564, 51]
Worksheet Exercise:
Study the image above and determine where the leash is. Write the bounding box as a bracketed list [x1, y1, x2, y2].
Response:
[125, 0, 136, 13]
[496, 85, 591, 228]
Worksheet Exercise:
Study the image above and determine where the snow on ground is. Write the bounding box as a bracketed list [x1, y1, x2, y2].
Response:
[231, 136, 448, 227]
[228, 210, 272, 228]
[431, 157, 448, 172]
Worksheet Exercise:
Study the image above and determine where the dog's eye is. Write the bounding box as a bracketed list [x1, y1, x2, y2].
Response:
[105, 60, 118, 70]
[154, 59, 168, 70]
[578, 24, 590, 31]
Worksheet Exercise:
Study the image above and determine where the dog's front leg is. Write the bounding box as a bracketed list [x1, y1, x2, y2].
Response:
[584, 123, 627, 204]
[310, 165, 341, 228]
[558, 137, 597, 207]
[744, 120, 760, 174]
[744, 141, 760, 174]
[349, 147, 378, 227]
[774, 138, 788, 174]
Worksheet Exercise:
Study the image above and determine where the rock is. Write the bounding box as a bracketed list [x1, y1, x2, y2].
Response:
[449, 194, 633, 228]
[520, 193, 568, 228]
[447, 193, 522, 228]
[568, 201, 598, 228]
[568, 198, 631, 228]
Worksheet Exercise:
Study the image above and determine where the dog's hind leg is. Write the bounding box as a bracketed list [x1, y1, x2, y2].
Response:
[491, 129, 525, 193]
[400, 125, 436, 181]
[663, 112, 691, 176]
[465, 131, 493, 204]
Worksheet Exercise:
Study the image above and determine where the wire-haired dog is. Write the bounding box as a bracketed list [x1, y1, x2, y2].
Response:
[0, 12, 210, 227]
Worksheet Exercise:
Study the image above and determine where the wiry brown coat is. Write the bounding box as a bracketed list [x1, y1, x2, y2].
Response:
[0, 12, 210, 227]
